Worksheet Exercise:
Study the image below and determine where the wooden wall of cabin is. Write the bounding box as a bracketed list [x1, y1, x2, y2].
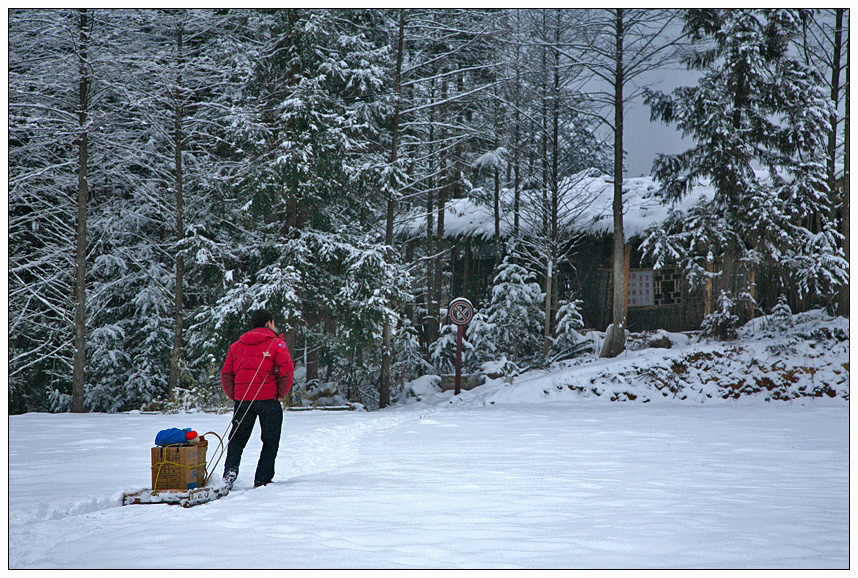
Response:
[561, 235, 613, 330]
[449, 237, 498, 309]
[565, 236, 708, 333]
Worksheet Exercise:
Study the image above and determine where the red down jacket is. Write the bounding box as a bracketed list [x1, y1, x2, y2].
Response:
[222, 327, 294, 401]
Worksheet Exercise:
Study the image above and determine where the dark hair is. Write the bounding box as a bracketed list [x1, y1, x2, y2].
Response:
[250, 309, 274, 329]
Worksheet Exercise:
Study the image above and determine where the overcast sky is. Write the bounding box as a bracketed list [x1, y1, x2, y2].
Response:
[624, 100, 688, 177]
[622, 67, 699, 177]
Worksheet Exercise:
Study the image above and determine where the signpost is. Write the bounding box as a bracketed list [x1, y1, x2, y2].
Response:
[448, 297, 474, 395]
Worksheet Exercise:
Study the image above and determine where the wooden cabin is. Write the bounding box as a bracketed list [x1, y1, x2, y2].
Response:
[396, 169, 819, 336]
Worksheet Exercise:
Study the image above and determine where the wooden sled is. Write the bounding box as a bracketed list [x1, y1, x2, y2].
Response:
[122, 484, 230, 508]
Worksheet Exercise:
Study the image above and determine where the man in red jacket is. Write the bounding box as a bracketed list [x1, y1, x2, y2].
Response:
[221, 309, 294, 489]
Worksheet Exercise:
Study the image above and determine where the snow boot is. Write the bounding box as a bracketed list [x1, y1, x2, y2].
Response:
[223, 469, 238, 490]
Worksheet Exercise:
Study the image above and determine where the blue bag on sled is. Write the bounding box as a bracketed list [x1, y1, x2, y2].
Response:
[155, 428, 192, 446]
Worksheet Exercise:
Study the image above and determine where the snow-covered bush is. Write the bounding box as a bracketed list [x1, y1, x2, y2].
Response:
[304, 381, 351, 407]
[480, 356, 520, 379]
[394, 375, 442, 404]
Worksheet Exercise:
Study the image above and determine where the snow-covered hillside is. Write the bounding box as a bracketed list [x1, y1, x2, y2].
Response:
[400, 308, 849, 407]
[8, 310, 849, 569]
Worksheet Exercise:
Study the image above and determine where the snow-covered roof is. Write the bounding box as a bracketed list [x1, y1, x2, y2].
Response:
[579, 174, 714, 239]
[396, 168, 715, 242]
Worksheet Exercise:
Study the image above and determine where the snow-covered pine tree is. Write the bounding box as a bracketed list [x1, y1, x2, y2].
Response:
[700, 290, 740, 341]
[642, 9, 846, 317]
[82, 9, 254, 410]
[188, 10, 411, 408]
[768, 294, 794, 331]
[465, 309, 497, 373]
[429, 323, 473, 376]
[391, 319, 433, 390]
[485, 257, 545, 365]
[549, 298, 586, 361]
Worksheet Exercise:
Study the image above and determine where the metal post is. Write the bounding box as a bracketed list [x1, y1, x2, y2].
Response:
[455, 324, 465, 395]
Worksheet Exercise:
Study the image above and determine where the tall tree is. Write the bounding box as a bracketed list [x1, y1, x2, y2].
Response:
[568, 9, 683, 357]
[132, 9, 252, 399]
[798, 10, 848, 199]
[9, 9, 109, 412]
[379, 9, 407, 408]
[396, 9, 500, 347]
[841, 16, 850, 316]
[203, 9, 411, 408]
[170, 18, 187, 399]
[71, 9, 92, 413]
[643, 9, 846, 316]
[86, 9, 255, 409]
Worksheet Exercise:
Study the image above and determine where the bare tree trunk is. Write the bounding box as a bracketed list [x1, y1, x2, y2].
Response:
[828, 9, 844, 197]
[72, 9, 90, 413]
[513, 18, 522, 247]
[434, 176, 447, 332]
[840, 20, 850, 316]
[606, 9, 627, 358]
[379, 9, 405, 409]
[544, 13, 562, 360]
[423, 75, 439, 347]
[494, 164, 501, 269]
[432, 77, 449, 342]
[543, 261, 553, 359]
[169, 21, 185, 399]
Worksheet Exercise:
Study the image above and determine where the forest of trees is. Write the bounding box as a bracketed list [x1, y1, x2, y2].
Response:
[9, 8, 849, 413]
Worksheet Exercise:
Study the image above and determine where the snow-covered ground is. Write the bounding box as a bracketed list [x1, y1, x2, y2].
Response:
[8, 311, 850, 569]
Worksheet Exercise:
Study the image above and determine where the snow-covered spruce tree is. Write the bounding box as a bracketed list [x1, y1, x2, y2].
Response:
[329, 234, 412, 406]
[197, 10, 409, 408]
[485, 257, 545, 365]
[127, 9, 257, 400]
[226, 9, 394, 235]
[391, 319, 433, 392]
[642, 9, 846, 317]
[700, 290, 739, 340]
[767, 294, 794, 331]
[84, 199, 175, 411]
[429, 323, 473, 376]
[464, 309, 497, 373]
[549, 298, 586, 361]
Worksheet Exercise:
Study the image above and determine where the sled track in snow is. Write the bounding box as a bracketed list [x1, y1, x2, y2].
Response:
[10, 492, 128, 527]
[281, 408, 439, 481]
[11, 409, 435, 527]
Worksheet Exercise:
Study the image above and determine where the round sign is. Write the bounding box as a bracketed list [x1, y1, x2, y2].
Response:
[448, 297, 474, 326]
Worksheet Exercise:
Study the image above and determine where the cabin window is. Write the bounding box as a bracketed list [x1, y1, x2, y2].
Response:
[628, 267, 683, 307]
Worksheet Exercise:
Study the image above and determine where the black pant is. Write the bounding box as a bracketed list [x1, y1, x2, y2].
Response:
[223, 399, 283, 485]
